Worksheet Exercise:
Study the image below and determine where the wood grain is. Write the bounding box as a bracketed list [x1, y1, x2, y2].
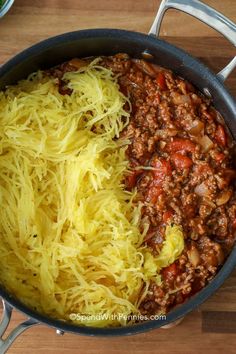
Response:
[0, 1, 236, 353]
[202, 311, 236, 333]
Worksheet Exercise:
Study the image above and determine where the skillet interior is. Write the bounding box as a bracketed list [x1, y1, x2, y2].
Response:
[0, 28, 235, 336]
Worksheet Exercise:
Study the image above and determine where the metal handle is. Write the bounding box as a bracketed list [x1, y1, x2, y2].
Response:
[149, 0, 236, 81]
[0, 0, 15, 19]
[0, 298, 39, 354]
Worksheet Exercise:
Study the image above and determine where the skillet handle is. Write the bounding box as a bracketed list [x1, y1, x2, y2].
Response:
[0, 298, 38, 354]
[149, 0, 236, 81]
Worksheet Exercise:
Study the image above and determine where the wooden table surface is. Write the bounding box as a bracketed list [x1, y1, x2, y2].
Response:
[0, 1, 236, 353]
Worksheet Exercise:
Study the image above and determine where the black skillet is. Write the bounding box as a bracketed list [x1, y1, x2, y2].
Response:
[0, 1, 235, 352]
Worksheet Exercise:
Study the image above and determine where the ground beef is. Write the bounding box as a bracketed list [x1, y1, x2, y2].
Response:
[101, 54, 236, 316]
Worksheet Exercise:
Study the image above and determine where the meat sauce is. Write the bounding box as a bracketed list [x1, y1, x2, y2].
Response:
[50, 54, 236, 316]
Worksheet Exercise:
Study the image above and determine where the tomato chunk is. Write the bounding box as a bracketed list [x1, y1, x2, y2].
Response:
[163, 210, 173, 223]
[214, 152, 226, 163]
[194, 163, 211, 176]
[215, 124, 227, 147]
[232, 218, 236, 229]
[146, 184, 163, 204]
[167, 138, 196, 153]
[125, 170, 142, 189]
[162, 263, 178, 284]
[171, 152, 193, 170]
[156, 72, 167, 90]
[151, 157, 172, 184]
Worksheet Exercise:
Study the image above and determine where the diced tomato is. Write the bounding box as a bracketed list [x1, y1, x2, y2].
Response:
[163, 210, 173, 223]
[194, 163, 211, 176]
[162, 263, 178, 284]
[146, 184, 163, 204]
[151, 157, 172, 184]
[125, 170, 143, 189]
[184, 206, 196, 218]
[232, 218, 236, 229]
[167, 138, 196, 154]
[215, 124, 227, 147]
[126, 172, 137, 189]
[171, 152, 193, 170]
[214, 152, 226, 163]
[156, 72, 167, 90]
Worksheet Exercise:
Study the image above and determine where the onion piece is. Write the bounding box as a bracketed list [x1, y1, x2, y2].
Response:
[199, 135, 214, 152]
[188, 120, 204, 136]
[132, 59, 157, 77]
[172, 93, 191, 105]
[191, 93, 202, 105]
[68, 58, 88, 69]
[216, 190, 232, 206]
[203, 198, 216, 208]
[155, 128, 178, 138]
[194, 182, 209, 197]
[119, 76, 144, 91]
[178, 81, 187, 94]
[187, 246, 200, 267]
